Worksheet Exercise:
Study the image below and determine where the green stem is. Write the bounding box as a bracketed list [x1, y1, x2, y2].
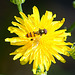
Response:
[33, 66, 47, 75]
[67, 22, 75, 32]
[35, 71, 47, 75]
[34, 67, 47, 75]
[17, 4, 23, 12]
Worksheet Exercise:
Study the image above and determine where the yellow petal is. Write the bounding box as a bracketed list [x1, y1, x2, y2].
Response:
[13, 53, 22, 60]
[8, 26, 25, 37]
[12, 21, 28, 33]
[31, 6, 40, 27]
[5, 37, 27, 42]
[19, 12, 28, 21]
[20, 55, 30, 65]
[14, 16, 24, 25]
[50, 18, 65, 31]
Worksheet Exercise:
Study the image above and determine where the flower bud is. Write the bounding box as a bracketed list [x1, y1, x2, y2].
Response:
[10, 0, 25, 5]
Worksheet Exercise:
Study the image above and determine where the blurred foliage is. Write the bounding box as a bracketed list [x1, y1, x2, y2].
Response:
[70, 43, 75, 59]
[67, 22, 75, 32]
[73, 1, 75, 8]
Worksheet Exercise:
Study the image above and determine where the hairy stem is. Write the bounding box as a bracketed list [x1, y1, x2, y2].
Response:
[17, 4, 23, 12]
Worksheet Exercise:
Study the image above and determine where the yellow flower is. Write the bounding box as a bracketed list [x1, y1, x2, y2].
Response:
[5, 6, 72, 74]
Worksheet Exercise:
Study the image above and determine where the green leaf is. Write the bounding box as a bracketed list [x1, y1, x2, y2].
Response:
[73, 1, 75, 8]
[67, 22, 75, 32]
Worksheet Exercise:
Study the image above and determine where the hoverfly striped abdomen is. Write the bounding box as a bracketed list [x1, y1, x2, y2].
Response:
[26, 32, 35, 38]
[26, 29, 47, 38]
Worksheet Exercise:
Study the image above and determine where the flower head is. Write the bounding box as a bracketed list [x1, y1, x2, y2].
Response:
[5, 6, 72, 74]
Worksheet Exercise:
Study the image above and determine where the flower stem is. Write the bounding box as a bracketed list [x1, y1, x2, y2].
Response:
[17, 4, 23, 12]
[35, 67, 47, 75]
[67, 22, 75, 32]
[33, 66, 47, 75]
[36, 71, 47, 75]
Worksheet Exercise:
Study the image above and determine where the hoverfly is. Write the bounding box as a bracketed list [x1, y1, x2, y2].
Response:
[24, 24, 47, 49]
[26, 28, 47, 41]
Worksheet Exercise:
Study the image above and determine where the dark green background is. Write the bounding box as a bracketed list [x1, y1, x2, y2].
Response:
[0, 0, 75, 75]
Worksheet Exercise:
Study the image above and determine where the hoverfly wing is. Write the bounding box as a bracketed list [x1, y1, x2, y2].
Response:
[31, 36, 41, 49]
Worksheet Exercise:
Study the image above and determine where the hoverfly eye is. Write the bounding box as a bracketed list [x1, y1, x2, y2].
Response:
[44, 29, 47, 34]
